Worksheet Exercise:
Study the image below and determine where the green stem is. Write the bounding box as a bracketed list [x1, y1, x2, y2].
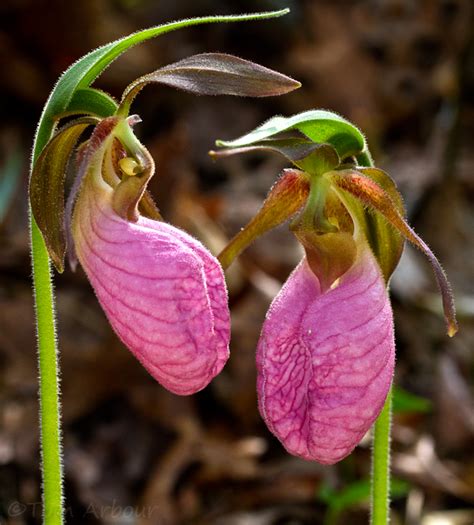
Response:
[370, 387, 392, 524]
[30, 217, 63, 525]
[363, 142, 392, 524]
[31, 86, 64, 522]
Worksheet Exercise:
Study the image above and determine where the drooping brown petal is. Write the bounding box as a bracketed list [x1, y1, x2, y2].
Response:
[218, 169, 310, 269]
[331, 167, 405, 283]
[29, 116, 100, 272]
[328, 169, 458, 336]
[120, 53, 301, 114]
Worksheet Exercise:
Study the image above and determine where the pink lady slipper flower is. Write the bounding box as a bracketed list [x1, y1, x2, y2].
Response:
[30, 114, 231, 395]
[212, 110, 457, 463]
[256, 236, 394, 463]
[70, 117, 231, 395]
[29, 53, 300, 395]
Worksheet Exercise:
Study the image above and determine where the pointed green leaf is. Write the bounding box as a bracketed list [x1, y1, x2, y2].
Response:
[328, 168, 458, 337]
[120, 53, 300, 114]
[211, 137, 320, 161]
[216, 110, 367, 160]
[30, 117, 99, 272]
[218, 169, 309, 269]
[210, 138, 339, 174]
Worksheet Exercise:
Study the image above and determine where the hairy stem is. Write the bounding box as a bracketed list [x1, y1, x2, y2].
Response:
[365, 139, 392, 524]
[30, 217, 63, 524]
[371, 387, 392, 524]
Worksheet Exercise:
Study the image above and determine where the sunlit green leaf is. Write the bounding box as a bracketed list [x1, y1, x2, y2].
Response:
[216, 109, 367, 160]
[211, 138, 340, 174]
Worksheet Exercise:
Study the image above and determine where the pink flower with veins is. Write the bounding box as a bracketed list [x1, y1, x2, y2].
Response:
[71, 118, 230, 395]
[210, 110, 455, 464]
[256, 241, 395, 463]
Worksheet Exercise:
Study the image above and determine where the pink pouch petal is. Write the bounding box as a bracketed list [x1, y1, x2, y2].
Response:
[72, 137, 230, 395]
[257, 243, 395, 463]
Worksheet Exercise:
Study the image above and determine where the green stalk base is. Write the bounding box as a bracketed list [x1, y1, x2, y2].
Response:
[370, 387, 392, 525]
[31, 217, 63, 525]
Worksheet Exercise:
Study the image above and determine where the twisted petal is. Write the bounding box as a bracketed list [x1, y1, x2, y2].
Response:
[257, 243, 395, 463]
[72, 138, 230, 395]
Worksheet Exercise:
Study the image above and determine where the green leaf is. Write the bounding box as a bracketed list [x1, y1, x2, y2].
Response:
[211, 137, 320, 161]
[30, 117, 100, 272]
[216, 109, 367, 160]
[392, 386, 432, 414]
[31, 10, 291, 164]
[120, 53, 300, 114]
[66, 87, 118, 118]
[211, 137, 340, 174]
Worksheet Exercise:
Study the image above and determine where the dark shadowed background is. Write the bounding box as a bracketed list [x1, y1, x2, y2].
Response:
[0, 0, 473, 524]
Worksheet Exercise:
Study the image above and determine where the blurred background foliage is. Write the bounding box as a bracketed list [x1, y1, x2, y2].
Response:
[0, 0, 473, 524]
